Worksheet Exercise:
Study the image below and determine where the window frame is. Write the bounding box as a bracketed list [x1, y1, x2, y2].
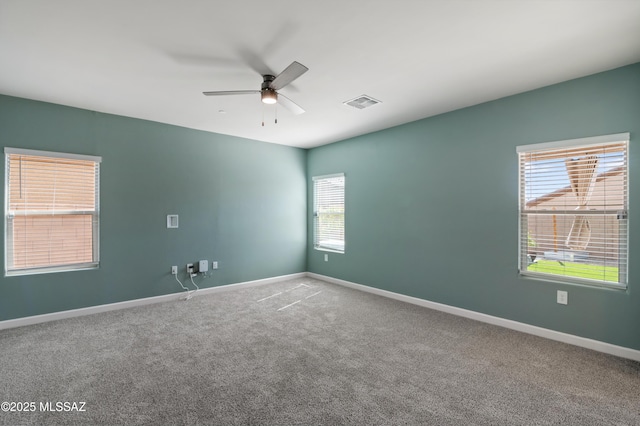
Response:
[313, 173, 345, 253]
[4, 147, 101, 276]
[517, 133, 629, 290]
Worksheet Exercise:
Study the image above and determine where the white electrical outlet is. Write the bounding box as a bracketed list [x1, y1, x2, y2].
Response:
[186, 263, 194, 275]
[324, 254, 328, 262]
[171, 266, 177, 275]
[212, 261, 218, 270]
[557, 290, 568, 305]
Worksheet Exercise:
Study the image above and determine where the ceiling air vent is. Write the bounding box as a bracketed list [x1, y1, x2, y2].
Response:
[343, 95, 381, 110]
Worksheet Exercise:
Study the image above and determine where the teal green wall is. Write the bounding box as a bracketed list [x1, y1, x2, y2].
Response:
[0, 95, 307, 321]
[307, 63, 640, 350]
[3, 64, 639, 351]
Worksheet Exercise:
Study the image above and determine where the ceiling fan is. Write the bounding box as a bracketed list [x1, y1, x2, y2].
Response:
[203, 61, 308, 115]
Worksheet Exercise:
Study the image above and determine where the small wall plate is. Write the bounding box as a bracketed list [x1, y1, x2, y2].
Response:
[167, 214, 179, 228]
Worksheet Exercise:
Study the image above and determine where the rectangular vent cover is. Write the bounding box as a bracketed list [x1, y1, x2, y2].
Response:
[343, 95, 381, 109]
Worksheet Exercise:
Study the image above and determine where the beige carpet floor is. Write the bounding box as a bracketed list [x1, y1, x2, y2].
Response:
[0, 277, 638, 425]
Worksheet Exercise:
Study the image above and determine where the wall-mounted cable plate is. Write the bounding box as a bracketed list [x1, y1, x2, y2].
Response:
[167, 214, 179, 228]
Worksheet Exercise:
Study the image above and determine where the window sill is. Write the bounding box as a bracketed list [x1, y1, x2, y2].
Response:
[314, 247, 344, 254]
[6, 263, 99, 277]
[518, 271, 627, 292]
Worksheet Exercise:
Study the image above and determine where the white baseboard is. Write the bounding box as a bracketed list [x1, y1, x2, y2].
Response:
[0, 272, 306, 331]
[307, 272, 640, 362]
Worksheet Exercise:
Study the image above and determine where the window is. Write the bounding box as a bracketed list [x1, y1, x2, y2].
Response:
[517, 133, 628, 289]
[5, 148, 101, 276]
[313, 173, 345, 253]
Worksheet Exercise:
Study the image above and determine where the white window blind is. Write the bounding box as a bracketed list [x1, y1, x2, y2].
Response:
[517, 133, 628, 289]
[5, 148, 101, 275]
[313, 173, 345, 253]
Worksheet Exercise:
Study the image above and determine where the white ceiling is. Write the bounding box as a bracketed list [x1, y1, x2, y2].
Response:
[1, 1, 640, 149]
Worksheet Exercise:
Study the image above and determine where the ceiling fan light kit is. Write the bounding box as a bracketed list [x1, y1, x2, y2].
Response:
[261, 87, 278, 104]
[203, 61, 308, 116]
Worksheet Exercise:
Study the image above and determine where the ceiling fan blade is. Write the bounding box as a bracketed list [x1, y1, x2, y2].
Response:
[203, 90, 260, 96]
[278, 93, 305, 115]
[270, 61, 308, 90]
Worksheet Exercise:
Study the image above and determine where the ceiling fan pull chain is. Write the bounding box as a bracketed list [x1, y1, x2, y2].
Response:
[275, 104, 278, 124]
[262, 105, 265, 127]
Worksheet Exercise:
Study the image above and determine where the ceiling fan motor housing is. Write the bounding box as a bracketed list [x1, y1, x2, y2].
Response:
[261, 75, 276, 90]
